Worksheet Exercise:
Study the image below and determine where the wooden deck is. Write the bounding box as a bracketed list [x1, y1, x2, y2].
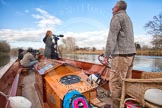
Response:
[22, 70, 42, 108]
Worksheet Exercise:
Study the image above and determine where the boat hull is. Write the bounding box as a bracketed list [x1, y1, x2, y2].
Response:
[0, 58, 144, 108]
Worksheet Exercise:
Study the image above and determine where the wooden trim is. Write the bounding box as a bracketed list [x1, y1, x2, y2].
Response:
[9, 69, 22, 96]
[5, 68, 22, 108]
[0, 59, 17, 79]
[42, 75, 47, 102]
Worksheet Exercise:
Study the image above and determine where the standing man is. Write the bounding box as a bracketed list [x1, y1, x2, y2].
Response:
[104, 1, 136, 108]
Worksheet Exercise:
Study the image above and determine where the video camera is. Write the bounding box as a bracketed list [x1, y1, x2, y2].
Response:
[53, 34, 64, 40]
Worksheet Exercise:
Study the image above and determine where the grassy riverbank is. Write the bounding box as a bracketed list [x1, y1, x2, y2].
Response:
[136, 49, 162, 56]
[72, 50, 104, 55]
[72, 49, 162, 56]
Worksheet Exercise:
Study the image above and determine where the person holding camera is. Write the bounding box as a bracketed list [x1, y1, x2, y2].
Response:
[20, 48, 38, 68]
[43, 30, 58, 59]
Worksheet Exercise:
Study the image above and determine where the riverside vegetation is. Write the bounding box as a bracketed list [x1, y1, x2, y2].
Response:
[0, 41, 10, 56]
[71, 49, 162, 56]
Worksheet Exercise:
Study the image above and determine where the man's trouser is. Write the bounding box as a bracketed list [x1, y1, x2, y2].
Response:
[109, 56, 134, 108]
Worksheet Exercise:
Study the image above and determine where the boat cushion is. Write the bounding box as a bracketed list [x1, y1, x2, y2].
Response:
[144, 89, 162, 106]
[9, 96, 32, 108]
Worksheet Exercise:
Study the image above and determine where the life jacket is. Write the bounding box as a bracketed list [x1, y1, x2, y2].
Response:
[63, 90, 89, 108]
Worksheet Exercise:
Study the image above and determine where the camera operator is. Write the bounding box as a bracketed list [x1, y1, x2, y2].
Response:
[20, 48, 38, 69]
[43, 30, 58, 59]
[18, 48, 25, 60]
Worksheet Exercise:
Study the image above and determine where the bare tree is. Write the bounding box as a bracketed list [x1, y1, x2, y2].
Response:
[142, 45, 149, 50]
[151, 36, 162, 49]
[145, 12, 162, 49]
[61, 37, 76, 52]
[0, 41, 10, 53]
[92, 47, 96, 52]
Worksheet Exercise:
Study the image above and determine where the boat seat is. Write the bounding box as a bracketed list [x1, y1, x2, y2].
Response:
[17, 60, 31, 75]
[21, 67, 31, 75]
[144, 89, 162, 106]
[19, 64, 32, 75]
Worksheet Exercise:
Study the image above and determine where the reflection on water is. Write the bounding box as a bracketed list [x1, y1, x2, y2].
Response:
[1, 54, 162, 72]
[64, 54, 100, 64]
[0, 55, 10, 69]
[134, 56, 162, 72]
[64, 54, 162, 72]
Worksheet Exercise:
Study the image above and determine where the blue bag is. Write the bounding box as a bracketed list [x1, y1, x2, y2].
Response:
[63, 90, 89, 108]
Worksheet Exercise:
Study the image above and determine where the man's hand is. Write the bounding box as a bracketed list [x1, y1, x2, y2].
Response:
[98, 54, 111, 67]
[104, 57, 108, 65]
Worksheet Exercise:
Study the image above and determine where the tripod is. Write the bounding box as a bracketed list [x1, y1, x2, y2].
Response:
[52, 35, 63, 60]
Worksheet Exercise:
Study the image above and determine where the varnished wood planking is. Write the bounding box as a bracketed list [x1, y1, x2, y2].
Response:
[0, 61, 20, 94]
[0, 58, 17, 79]
[45, 68, 98, 99]
[46, 82, 62, 108]
[44, 64, 99, 108]
[33, 58, 145, 108]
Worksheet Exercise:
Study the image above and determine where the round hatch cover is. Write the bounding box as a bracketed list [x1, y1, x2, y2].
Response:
[60, 75, 81, 85]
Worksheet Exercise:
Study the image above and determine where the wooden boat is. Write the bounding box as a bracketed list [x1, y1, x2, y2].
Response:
[0, 56, 151, 108]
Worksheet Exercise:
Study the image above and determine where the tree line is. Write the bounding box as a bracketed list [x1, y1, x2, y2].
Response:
[58, 36, 97, 54]
[145, 12, 162, 49]
[134, 12, 162, 56]
[0, 41, 10, 56]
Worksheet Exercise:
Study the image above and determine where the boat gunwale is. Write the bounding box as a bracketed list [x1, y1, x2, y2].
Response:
[0, 58, 17, 79]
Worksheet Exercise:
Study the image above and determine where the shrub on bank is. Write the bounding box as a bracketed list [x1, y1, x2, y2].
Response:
[0, 41, 10, 54]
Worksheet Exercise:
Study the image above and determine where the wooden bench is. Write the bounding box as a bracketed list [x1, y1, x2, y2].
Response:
[21, 67, 30, 75]
[18, 60, 30, 75]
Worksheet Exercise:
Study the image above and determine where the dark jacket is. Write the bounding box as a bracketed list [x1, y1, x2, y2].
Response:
[44, 36, 53, 59]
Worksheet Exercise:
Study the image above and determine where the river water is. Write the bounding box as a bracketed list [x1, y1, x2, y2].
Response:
[1, 54, 162, 72]
[63, 54, 162, 72]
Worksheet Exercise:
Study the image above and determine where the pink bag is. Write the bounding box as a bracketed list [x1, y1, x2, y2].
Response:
[125, 98, 141, 108]
[72, 97, 89, 108]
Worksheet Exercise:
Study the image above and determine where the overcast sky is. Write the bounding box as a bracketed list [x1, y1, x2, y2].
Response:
[0, 0, 162, 49]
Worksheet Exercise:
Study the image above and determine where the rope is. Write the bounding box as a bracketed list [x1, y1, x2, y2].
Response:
[0, 91, 9, 99]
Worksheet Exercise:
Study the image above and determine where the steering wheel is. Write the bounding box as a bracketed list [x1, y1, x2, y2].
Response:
[98, 54, 111, 68]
